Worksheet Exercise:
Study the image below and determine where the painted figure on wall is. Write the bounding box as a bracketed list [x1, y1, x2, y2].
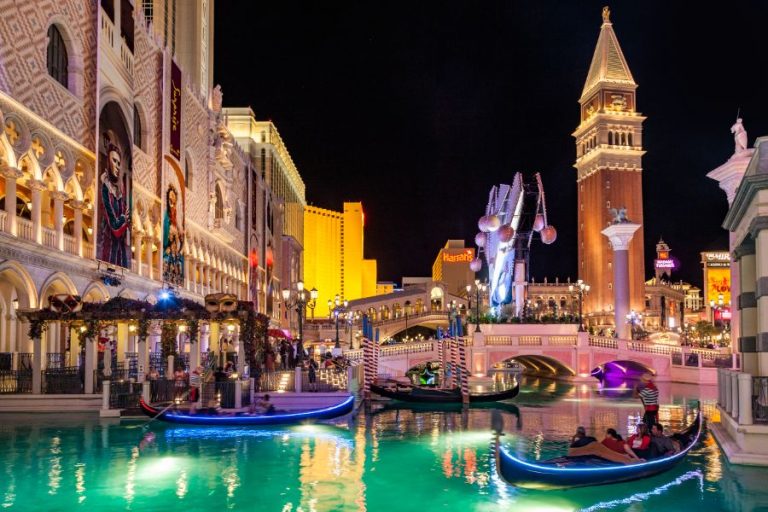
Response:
[97, 131, 131, 268]
[163, 184, 185, 286]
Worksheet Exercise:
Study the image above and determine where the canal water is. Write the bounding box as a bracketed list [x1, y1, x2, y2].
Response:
[1, 377, 767, 512]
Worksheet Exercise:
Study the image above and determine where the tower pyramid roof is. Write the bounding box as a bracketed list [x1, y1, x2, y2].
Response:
[581, 7, 636, 99]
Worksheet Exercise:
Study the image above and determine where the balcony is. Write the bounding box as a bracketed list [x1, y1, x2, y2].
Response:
[42, 227, 56, 249]
[17, 217, 33, 242]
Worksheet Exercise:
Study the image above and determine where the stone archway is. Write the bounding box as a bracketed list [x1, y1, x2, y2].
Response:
[0, 261, 38, 353]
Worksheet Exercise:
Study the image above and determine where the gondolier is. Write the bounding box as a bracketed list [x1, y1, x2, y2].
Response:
[635, 373, 659, 426]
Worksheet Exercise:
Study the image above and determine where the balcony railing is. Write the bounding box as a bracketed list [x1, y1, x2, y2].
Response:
[17, 217, 33, 241]
[101, 8, 115, 47]
[63, 233, 78, 255]
[42, 227, 56, 248]
[120, 39, 134, 74]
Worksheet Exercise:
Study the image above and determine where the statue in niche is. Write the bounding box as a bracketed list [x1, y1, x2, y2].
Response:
[731, 118, 748, 154]
[211, 85, 223, 113]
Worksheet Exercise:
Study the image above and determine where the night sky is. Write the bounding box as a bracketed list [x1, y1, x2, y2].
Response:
[215, 1, 768, 290]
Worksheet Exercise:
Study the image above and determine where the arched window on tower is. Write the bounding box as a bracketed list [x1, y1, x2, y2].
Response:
[628, 132, 633, 147]
[620, 132, 627, 146]
[608, 131, 613, 145]
[133, 106, 142, 149]
[47, 25, 68, 88]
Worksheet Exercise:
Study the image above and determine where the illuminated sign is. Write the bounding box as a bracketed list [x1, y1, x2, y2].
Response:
[702, 251, 730, 268]
[706, 267, 731, 306]
[169, 60, 182, 161]
[655, 259, 676, 269]
[443, 250, 474, 264]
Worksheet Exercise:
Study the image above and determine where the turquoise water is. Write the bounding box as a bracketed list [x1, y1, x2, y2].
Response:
[1, 378, 768, 511]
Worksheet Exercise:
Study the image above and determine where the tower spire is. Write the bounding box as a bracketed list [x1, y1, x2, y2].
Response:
[581, 6, 635, 100]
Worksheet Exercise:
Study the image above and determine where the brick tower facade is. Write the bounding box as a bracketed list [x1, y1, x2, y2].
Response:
[574, 7, 646, 327]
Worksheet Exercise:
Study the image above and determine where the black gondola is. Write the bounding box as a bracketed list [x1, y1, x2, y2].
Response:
[496, 411, 702, 489]
[138, 395, 355, 426]
[370, 382, 519, 403]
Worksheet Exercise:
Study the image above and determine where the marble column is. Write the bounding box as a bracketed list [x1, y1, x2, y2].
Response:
[738, 247, 758, 376]
[32, 335, 42, 394]
[28, 179, 45, 244]
[145, 238, 154, 280]
[602, 223, 642, 340]
[52, 191, 68, 251]
[137, 330, 148, 383]
[756, 228, 768, 376]
[133, 233, 143, 276]
[189, 322, 201, 372]
[70, 200, 85, 257]
[148, 321, 161, 362]
[84, 336, 97, 394]
[1, 166, 23, 235]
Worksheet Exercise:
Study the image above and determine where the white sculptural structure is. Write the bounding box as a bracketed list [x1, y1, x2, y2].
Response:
[731, 118, 748, 154]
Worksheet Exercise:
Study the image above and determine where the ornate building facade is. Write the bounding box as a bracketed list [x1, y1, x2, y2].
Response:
[0, 1, 297, 371]
[574, 7, 646, 327]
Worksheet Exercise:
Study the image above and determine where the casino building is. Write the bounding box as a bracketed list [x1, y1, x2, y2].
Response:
[0, 1, 301, 372]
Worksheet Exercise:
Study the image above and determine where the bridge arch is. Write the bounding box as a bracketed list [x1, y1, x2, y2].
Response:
[493, 355, 575, 377]
[591, 359, 656, 380]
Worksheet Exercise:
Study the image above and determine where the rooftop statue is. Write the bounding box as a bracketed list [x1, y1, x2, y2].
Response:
[731, 117, 748, 155]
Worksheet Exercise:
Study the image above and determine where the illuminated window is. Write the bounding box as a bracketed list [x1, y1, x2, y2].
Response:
[47, 25, 68, 88]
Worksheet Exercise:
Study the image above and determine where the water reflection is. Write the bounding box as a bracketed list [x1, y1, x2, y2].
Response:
[0, 377, 766, 511]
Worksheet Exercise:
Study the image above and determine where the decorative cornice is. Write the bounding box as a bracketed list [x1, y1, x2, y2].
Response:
[733, 239, 755, 259]
[748, 215, 768, 239]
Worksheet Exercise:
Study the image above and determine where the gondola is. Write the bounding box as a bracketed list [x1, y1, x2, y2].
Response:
[496, 411, 702, 489]
[370, 382, 519, 403]
[138, 395, 355, 426]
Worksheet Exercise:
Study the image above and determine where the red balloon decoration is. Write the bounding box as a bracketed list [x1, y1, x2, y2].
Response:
[540, 225, 557, 244]
[498, 224, 515, 243]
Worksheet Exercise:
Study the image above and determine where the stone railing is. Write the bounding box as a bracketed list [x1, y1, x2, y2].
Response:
[100, 8, 115, 47]
[42, 227, 56, 248]
[485, 335, 578, 347]
[17, 217, 33, 241]
[379, 341, 434, 357]
[63, 234, 78, 255]
[84, 241, 93, 258]
[588, 336, 619, 349]
[717, 368, 756, 425]
[371, 310, 446, 327]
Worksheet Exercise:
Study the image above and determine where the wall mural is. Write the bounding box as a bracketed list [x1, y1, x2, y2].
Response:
[162, 183, 185, 286]
[96, 103, 132, 269]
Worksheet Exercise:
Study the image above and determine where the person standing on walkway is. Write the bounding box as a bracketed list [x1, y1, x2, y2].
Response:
[634, 373, 659, 426]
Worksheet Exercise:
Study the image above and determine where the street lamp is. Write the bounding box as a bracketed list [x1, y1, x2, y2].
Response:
[709, 299, 716, 326]
[404, 300, 411, 340]
[328, 294, 349, 349]
[468, 279, 487, 333]
[308, 287, 318, 319]
[281, 281, 317, 367]
[626, 310, 643, 340]
[568, 279, 590, 332]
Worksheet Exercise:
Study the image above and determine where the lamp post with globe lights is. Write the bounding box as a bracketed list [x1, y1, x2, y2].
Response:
[328, 294, 349, 349]
[281, 282, 318, 366]
[468, 279, 487, 332]
[568, 280, 590, 332]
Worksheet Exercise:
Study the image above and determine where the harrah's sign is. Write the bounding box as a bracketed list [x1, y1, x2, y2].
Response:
[443, 250, 474, 263]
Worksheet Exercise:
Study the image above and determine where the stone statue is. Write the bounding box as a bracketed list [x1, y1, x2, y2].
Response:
[730, 118, 748, 154]
[211, 84, 223, 113]
[609, 207, 631, 224]
[602, 6, 611, 23]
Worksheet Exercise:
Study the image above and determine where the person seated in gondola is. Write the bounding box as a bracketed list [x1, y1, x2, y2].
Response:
[649, 423, 680, 458]
[624, 423, 652, 460]
[421, 365, 436, 386]
[570, 426, 597, 448]
[566, 427, 637, 465]
[601, 428, 626, 454]
[256, 394, 276, 414]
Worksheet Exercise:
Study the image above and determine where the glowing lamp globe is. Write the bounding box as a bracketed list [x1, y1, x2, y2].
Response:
[532, 213, 546, 232]
[498, 224, 515, 243]
[540, 225, 557, 244]
[486, 214, 501, 232]
[469, 258, 482, 272]
[474, 232, 487, 247]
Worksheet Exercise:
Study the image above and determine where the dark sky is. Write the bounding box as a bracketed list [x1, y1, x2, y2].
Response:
[215, 1, 768, 290]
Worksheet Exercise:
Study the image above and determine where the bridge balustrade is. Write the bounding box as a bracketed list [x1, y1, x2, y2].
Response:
[549, 336, 578, 346]
[588, 336, 618, 349]
[627, 341, 676, 355]
[379, 341, 435, 357]
[519, 336, 542, 346]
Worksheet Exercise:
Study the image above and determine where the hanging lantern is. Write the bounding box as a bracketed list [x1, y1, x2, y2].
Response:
[498, 224, 515, 243]
[533, 213, 546, 232]
[486, 214, 501, 232]
[541, 225, 557, 244]
[469, 258, 482, 272]
[475, 232, 487, 247]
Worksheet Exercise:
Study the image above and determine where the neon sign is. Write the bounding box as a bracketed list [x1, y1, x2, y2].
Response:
[443, 250, 474, 263]
[654, 259, 676, 269]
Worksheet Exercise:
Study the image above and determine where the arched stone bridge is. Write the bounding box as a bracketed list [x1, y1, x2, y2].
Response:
[346, 326, 737, 384]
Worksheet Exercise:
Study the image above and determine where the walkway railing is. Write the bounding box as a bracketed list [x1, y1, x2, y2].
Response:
[717, 369, 764, 425]
[754, 376, 768, 423]
[259, 371, 295, 392]
[0, 371, 31, 394]
[42, 367, 83, 394]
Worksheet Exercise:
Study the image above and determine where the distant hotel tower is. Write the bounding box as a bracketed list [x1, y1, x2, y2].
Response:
[574, 7, 646, 325]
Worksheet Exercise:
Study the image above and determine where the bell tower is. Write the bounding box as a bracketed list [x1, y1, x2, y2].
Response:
[574, 6, 646, 327]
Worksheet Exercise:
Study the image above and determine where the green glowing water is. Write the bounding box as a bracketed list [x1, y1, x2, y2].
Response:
[1, 378, 767, 511]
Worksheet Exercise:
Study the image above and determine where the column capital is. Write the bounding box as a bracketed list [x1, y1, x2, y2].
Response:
[601, 222, 641, 251]
[0, 165, 23, 179]
[50, 191, 70, 202]
[69, 199, 86, 210]
[26, 179, 46, 191]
